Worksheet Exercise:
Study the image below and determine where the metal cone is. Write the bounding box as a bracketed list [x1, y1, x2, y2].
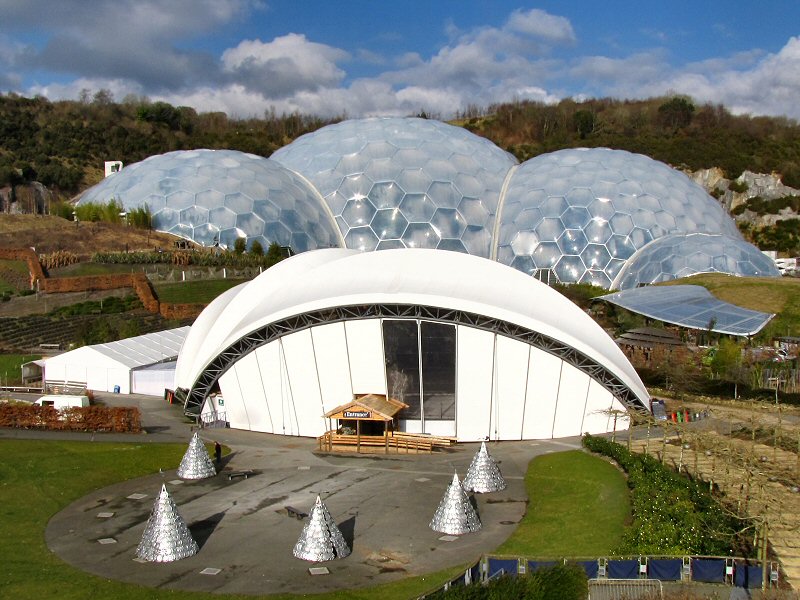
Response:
[462, 441, 506, 493]
[429, 472, 481, 535]
[136, 484, 198, 562]
[176, 432, 216, 480]
[293, 495, 351, 562]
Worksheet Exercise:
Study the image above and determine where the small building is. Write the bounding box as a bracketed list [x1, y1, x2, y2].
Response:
[43, 327, 189, 395]
[104, 161, 123, 177]
[321, 394, 409, 453]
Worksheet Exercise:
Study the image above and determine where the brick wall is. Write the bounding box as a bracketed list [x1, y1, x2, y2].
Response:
[3, 247, 204, 320]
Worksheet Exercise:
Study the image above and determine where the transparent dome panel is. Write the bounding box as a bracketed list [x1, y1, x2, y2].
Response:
[403, 222, 441, 249]
[371, 208, 408, 239]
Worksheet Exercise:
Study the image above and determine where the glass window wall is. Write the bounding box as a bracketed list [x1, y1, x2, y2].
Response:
[382, 319, 456, 423]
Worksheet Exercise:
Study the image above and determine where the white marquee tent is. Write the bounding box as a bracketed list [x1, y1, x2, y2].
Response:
[176, 249, 650, 441]
[43, 327, 189, 395]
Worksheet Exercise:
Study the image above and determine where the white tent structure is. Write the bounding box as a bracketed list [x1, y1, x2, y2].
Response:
[43, 327, 189, 395]
[176, 249, 650, 441]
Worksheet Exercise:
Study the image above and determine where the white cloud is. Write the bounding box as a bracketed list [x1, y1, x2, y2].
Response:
[506, 8, 576, 44]
[5, 4, 800, 122]
[567, 37, 800, 120]
[221, 34, 348, 97]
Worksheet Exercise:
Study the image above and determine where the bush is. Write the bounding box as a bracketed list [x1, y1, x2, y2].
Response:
[233, 237, 246, 255]
[0, 404, 141, 432]
[250, 240, 264, 256]
[430, 564, 587, 600]
[728, 179, 749, 193]
[582, 435, 747, 557]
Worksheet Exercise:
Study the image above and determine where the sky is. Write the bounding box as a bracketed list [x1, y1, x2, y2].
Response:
[1, 0, 799, 121]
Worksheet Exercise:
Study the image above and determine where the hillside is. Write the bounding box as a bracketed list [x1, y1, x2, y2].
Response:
[1, 93, 799, 198]
[0, 214, 178, 255]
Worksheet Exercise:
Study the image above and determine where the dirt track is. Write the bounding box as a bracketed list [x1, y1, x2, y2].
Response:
[0, 214, 177, 255]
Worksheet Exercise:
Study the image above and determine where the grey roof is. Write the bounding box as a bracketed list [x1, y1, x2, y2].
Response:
[600, 285, 774, 337]
[91, 327, 190, 368]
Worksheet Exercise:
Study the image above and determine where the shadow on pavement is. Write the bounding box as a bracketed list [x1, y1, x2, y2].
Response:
[190, 511, 226, 549]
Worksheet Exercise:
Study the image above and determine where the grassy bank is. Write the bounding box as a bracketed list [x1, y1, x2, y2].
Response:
[495, 450, 630, 557]
[153, 279, 248, 304]
[0, 353, 40, 384]
[660, 273, 800, 338]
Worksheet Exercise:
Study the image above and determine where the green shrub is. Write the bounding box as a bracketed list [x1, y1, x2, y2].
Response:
[250, 239, 264, 256]
[582, 435, 747, 557]
[728, 179, 749, 193]
[430, 564, 587, 600]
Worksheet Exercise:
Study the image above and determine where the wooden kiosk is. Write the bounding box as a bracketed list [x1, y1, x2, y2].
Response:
[318, 393, 456, 453]
[321, 394, 407, 454]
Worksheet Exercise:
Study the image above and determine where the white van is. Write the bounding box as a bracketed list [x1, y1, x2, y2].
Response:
[36, 395, 90, 409]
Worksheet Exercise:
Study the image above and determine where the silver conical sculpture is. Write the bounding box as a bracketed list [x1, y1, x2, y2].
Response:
[430, 472, 482, 535]
[462, 441, 507, 493]
[176, 432, 216, 480]
[293, 495, 351, 562]
[136, 484, 198, 562]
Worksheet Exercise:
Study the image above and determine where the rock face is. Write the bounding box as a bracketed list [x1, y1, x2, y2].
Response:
[689, 168, 800, 228]
[0, 182, 52, 214]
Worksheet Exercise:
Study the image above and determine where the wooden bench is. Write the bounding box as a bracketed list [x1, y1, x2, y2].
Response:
[227, 470, 253, 480]
[285, 506, 307, 520]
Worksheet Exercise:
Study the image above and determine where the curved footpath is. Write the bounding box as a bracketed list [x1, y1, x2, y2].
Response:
[24, 392, 581, 595]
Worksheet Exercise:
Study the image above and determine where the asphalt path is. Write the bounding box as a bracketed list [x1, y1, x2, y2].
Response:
[5, 391, 584, 595]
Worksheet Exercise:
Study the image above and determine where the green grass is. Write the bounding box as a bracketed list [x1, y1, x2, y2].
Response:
[154, 279, 248, 304]
[0, 353, 40, 384]
[495, 450, 630, 558]
[0, 258, 31, 293]
[0, 439, 461, 600]
[48, 263, 142, 277]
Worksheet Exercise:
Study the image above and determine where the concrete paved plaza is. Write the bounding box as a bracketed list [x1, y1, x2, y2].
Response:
[42, 394, 582, 595]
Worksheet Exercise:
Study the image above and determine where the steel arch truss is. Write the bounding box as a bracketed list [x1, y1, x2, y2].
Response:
[182, 303, 645, 415]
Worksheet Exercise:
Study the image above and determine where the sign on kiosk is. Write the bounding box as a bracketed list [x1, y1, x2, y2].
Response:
[343, 410, 370, 418]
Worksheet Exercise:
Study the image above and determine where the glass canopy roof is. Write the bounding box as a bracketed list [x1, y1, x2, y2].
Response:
[600, 285, 774, 337]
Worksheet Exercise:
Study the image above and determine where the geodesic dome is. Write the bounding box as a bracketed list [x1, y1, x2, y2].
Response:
[77, 120, 779, 291]
[78, 149, 341, 252]
[611, 233, 781, 290]
[496, 148, 744, 288]
[271, 117, 517, 256]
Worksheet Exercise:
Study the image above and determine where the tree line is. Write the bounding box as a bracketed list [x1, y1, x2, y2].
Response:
[0, 91, 339, 195]
[459, 96, 800, 188]
[2, 91, 800, 198]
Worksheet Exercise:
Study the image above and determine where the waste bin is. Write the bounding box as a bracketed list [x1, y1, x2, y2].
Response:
[113, 385, 120, 393]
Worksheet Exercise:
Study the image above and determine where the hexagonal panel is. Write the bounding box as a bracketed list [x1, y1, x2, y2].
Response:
[371, 208, 409, 240]
[400, 194, 436, 223]
[402, 222, 441, 249]
[342, 198, 377, 227]
[430, 208, 466, 239]
[272, 117, 517, 258]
